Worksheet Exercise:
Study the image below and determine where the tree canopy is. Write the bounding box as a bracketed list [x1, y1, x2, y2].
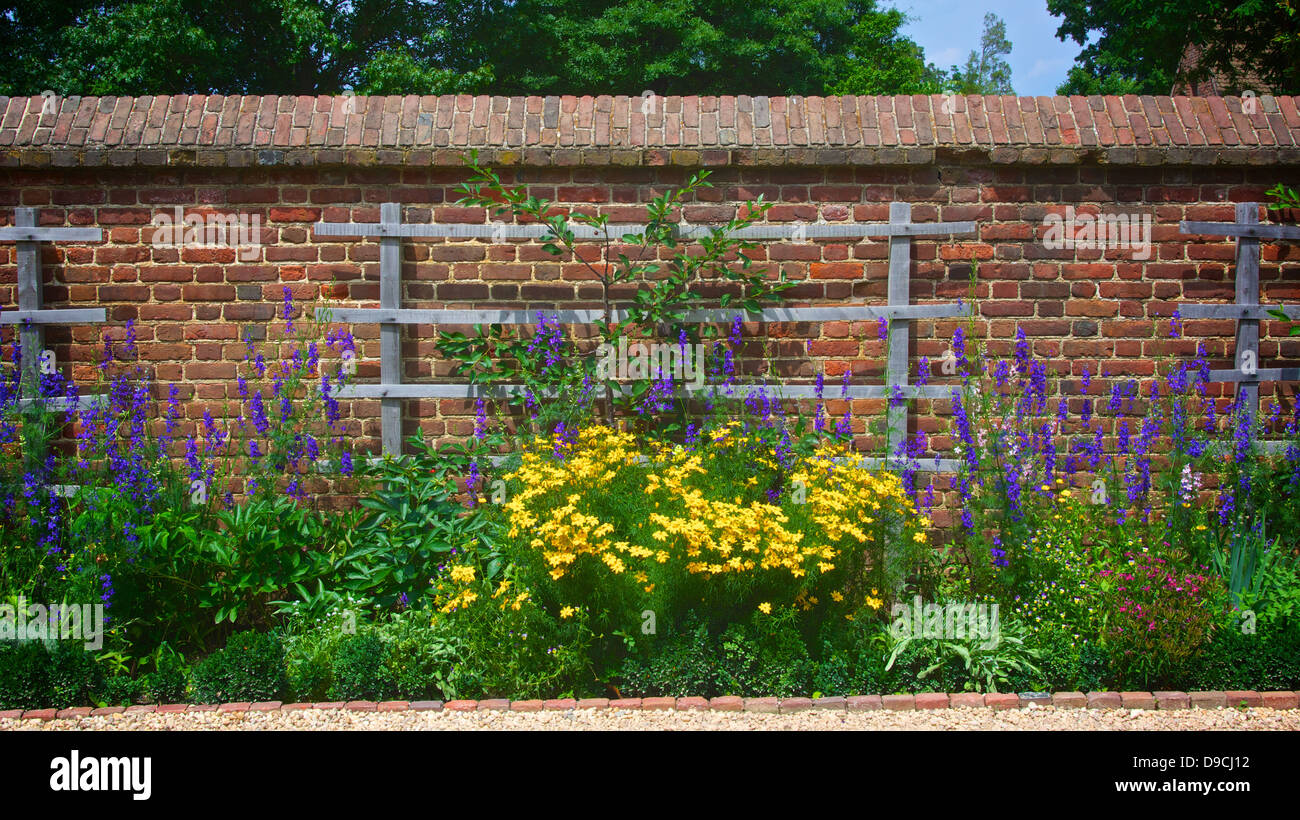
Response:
[1050, 0, 1299, 95]
[0, 0, 951, 96]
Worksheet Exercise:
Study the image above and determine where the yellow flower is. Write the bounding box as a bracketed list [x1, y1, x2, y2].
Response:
[831, 591, 844, 602]
[758, 602, 772, 614]
[449, 565, 475, 583]
[560, 606, 575, 619]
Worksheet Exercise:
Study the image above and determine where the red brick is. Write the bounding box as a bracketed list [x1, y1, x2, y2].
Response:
[915, 693, 950, 710]
[709, 696, 744, 711]
[846, 695, 882, 711]
[510, 700, 544, 712]
[1225, 690, 1262, 708]
[812, 696, 846, 711]
[641, 697, 674, 711]
[250, 701, 282, 712]
[544, 698, 576, 710]
[56, 707, 93, 719]
[1120, 691, 1156, 710]
[676, 697, 709, 711]
[410, 701, 443, 711]
[1191, 691, 1227, 709]
[1260, 691, 1300, 709]
[218, 702, 251, 713]
[882, 694, 916, 711]
[744, 697, 780, 713]
[476, 699, 510, 711]
[1153, 691, 1190, 710]
[780, 697, 814, 713]
[1045, 691, 1086, 712]
[985, 693, 1021, 710]
[576, 698, 610, 709]
[377, 701, 410, 712]
[1086, 692, 1122, 709]
[444, 700, 477, 712]
[23, 709, 58, 720]
[950, 693, 986, 709]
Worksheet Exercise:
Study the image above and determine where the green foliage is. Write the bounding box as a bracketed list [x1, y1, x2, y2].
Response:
[715, 609, 816, 696]
[189, 630, 288, 704]
[2, 0, 952, 97]
[1189, 618, 1300, 691]
[1050, 0, 1300, 96]
[618, 614, 720, 697]
[328, 631, 394, 701]
[0, 0, 485, 95]
[1010, 626, 1108, 693]
[0, 640, 101, 710]
[619, 610, 815, 697]
[884, 610, 1041, 693]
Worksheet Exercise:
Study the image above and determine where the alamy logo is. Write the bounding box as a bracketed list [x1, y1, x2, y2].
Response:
[0, 597, 104, 650]
[50, 750, 151, 801]
[595, 338, 706, 390]
[150, 206, 261, 261]
[1041, 206, 1152, 260]
[890, 596, 1001, 648]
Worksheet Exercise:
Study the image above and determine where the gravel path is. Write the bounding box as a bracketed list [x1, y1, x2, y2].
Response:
[5, 705, 1300, 731]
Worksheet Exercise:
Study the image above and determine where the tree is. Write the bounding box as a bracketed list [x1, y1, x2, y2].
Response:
[0, 0, 945, 96]
[0, 0, 488, 95]
[944, 12, 1014, 95]
[1050, 0, 1300, 96]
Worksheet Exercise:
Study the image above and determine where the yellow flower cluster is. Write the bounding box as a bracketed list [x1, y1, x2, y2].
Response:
[502, 426, 918, 588]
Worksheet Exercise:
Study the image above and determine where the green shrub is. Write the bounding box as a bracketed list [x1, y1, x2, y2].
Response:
[1188, 619, 1300, 691]
[618, 610, 816, 697]
[618, 615, 719, 697]
[1004, 627, 1107, 693]
[138, 649, 189, 704]
[0, 641, 101, 710]
[716, 610, 815, 697]
[189, 630, 287, 704]
[329, 631, 394, 701]
[811, 619, 889, 696]
[99, 674, 138, 707]
[378, 610, 461, 701]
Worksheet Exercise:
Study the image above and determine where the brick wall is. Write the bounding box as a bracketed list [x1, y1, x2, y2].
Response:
[1, 93, 1298, 467]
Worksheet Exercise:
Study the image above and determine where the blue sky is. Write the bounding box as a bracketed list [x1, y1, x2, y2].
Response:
[896, 0, 1085, 96]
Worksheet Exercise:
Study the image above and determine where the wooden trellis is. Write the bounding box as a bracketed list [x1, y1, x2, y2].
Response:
[0, 208, 106, 410]
[1178, 202, 1300, 441]
[0, 208, 106, 491]
[314, 201, 972, 471]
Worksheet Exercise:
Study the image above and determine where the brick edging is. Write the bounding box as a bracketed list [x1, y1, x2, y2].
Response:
[3, 690, 1298, 721]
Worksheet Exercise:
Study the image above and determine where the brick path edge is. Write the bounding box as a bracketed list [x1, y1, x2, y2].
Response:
[9, 691, 1300, 721]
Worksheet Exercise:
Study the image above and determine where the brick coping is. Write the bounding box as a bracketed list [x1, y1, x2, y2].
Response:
[3, 93, 1299, 168]
[3, 690, 1297, 720]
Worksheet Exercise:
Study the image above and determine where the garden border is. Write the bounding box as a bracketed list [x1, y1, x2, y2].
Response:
[4, 690, 1300, 720]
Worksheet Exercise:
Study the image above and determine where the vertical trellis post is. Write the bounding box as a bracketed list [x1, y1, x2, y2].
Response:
[378, 202, 403, 456]
[886, 201, 917, 465]
[15, 207, 42, 394]
[1179, 203, 1300, 441]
